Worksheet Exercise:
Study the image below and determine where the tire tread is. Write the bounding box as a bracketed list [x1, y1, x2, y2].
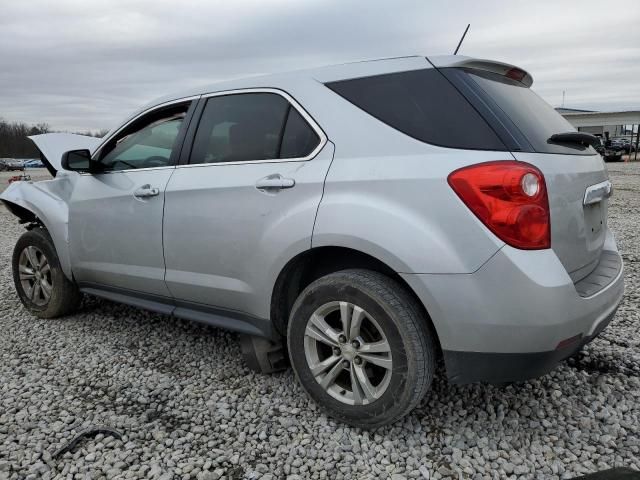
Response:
[12, 228, 82, 319]
[288, 268, 436, 428]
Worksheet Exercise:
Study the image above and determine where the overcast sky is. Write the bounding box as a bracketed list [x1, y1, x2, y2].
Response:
[1, 0, 638, 131]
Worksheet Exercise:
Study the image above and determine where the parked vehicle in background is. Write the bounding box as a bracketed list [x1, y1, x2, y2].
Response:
[595, 138, 624, 162]
[605, 148, 624, 162]
[7, 173, 31, 183]
[611, 139, 625, 150]
[23, 159, 45, 168]
[612, 138, 635, 154]
[1, 56, 624, 428]
[0, 158, 25, 171]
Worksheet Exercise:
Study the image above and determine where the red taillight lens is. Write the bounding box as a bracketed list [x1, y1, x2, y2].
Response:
[448, 161, 550, 249]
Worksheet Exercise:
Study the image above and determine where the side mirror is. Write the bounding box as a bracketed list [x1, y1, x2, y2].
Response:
[61, 149, 96, 173]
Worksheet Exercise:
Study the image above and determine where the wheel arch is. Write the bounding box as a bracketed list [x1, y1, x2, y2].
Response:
[270, 245, 442, 354]
[1, 182, 73, 280]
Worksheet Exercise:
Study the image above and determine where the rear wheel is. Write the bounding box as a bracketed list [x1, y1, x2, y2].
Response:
[12, 228, 82, 318]
[287, 269, 436, 428]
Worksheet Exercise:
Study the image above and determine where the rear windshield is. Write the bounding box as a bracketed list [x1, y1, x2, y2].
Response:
[325, 69, 507, 151]
[451, 69, 596, 155]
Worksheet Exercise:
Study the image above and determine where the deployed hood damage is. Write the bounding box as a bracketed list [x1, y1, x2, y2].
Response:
[28, 133, 102, 176]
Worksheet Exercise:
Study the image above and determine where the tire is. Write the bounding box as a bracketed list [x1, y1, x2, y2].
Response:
[12, 228, 82, 318]
[287, 269, 436, 428]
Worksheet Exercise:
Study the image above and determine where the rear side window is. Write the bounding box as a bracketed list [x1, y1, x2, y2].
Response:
[190, 92, 321, 164]
[191, 93, 287, 164]
[280, 107, 320, 158]
[457, 69, 595, 155]
[325, 69, 507, 151]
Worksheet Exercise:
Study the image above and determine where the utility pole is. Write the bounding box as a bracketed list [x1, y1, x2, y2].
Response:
[629, 124, 640, 161]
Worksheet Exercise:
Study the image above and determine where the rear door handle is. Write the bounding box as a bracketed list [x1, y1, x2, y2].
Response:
[133, 184, 160, 198]
[255, 174, 295, 191]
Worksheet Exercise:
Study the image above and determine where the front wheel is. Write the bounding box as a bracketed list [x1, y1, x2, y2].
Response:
[287, 269, 437, 428]
[12, 228, 82, 318]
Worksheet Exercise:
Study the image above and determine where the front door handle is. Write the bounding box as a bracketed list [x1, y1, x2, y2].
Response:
[255, 174, 295, 191]
[133, 184, 160, 198]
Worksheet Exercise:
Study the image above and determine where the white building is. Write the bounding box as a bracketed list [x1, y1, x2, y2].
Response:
[557, 108, 640, 144]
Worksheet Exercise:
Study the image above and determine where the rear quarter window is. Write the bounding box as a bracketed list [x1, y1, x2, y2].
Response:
[280, 107, 320, 158]
[325, 68, 507, 151]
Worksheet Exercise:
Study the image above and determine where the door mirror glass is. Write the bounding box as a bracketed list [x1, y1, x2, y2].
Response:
[61, 149, 94, 172]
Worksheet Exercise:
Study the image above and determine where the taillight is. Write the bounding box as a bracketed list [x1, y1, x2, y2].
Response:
[448, 161, 550, 250]
[505, 67, 527, 82]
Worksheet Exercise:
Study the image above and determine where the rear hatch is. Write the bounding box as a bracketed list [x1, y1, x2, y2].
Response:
[435, 59, 609, 281]
[512, 151, 608, 280]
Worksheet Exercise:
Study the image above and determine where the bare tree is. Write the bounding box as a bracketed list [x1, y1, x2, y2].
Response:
[0, 118, 50, 158]
[0, 119, 109, 158]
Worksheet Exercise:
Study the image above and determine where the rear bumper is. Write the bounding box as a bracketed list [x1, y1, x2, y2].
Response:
[401, 230, 624, 384]
[442, 305, 618, 384]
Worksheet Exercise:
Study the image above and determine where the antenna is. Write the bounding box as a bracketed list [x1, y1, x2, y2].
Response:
[453, 24, 470, 55]
[562, 90, 566, 108]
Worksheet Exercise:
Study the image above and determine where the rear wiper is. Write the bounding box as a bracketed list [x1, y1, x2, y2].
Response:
[548, 131, 599, 147]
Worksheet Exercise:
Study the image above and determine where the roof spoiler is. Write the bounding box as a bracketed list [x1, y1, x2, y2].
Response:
[427, 55, 533, 87]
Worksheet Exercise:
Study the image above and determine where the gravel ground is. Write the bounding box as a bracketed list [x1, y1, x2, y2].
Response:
[0, 164, 639, 480]
[0, 169, 53, 193]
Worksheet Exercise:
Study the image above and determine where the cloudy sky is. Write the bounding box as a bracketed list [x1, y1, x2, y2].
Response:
[1, 0, 639, 131]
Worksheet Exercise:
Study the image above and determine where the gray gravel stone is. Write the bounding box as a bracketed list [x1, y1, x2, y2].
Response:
[1, 165, 640, 478]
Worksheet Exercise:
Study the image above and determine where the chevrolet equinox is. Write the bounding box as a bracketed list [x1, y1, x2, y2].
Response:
[2, 55, 624, 428]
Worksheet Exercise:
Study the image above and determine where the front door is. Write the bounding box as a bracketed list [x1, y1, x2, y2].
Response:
[69, 100, 195, 297]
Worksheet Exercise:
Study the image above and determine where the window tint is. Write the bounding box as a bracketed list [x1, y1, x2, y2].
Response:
[461, 70, 595, 155]
[325, 69, 506, 150]
[280, 108, 320, 158]
[191, 93, 290, 164]
[99, 104, 189, 171]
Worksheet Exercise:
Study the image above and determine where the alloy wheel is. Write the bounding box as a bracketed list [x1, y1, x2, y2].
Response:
[18, 246, 52, 306]
[303, 301, 393, 405]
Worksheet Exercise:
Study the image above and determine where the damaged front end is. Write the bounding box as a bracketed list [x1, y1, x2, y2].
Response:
[1, 133, 102, 280]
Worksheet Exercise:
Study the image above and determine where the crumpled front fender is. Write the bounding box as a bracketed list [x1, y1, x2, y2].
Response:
[1, 174, 76, 280]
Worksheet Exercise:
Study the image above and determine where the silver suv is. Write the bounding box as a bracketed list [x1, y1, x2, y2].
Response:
[2, 56, 624, 428]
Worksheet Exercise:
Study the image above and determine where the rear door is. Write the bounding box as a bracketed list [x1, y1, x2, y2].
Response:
[69, 100, 195, 296]
[162, 89, 332, 318]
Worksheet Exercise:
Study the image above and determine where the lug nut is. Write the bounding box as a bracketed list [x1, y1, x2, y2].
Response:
[351, 340, 360, 349]
[354, 357, 362, 365]
[333, 347, 341, 356]
[342, 360, 350, 368]
[338, 335, 347, 343]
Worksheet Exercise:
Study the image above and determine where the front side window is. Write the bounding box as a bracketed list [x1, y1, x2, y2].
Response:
[190, 92, 320, 164]
[98, 103, 190, 171]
